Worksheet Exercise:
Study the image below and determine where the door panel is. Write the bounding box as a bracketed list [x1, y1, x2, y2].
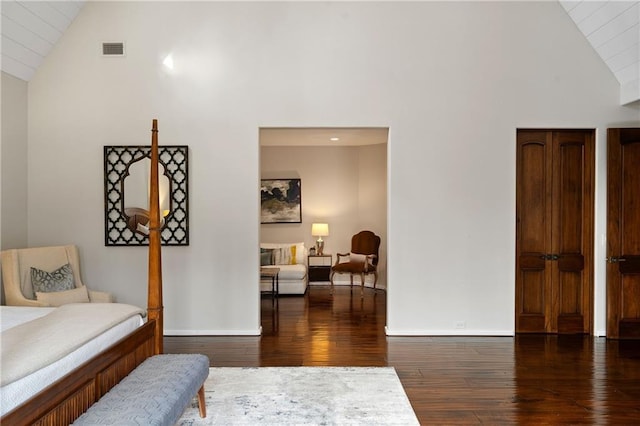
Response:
[554, 132, 592, 334]
[607, 128, 640, 339]
[516, 132, 552, 332]
[519, 136, 549, 253]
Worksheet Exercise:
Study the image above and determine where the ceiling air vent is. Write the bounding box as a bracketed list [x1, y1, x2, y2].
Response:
[102, 42, 125, 56]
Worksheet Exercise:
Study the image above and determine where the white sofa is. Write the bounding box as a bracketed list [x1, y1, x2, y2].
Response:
[260, 242, 308, 295]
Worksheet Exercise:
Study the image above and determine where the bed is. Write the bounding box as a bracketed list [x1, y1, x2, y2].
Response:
[0, 305, 144, 415]
[0, 120, 165, 425]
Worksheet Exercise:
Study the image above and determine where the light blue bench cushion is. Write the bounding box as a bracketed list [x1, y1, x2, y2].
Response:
[73, 354, 209, 426]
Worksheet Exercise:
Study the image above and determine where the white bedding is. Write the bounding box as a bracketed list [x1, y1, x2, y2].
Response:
[0, 305, 144, 416]
[0, 306, 54, 331]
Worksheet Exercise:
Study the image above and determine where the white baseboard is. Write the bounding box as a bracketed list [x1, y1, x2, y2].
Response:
[308, 282, 387, 290]
[164, 328, 261, 336]
[385, 326, 514, 336]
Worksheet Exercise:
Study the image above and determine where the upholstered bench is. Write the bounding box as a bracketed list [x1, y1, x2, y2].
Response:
[73, 354, 209, 426]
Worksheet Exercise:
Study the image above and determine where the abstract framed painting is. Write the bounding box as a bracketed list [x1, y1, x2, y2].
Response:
[260, 178, 302, 223]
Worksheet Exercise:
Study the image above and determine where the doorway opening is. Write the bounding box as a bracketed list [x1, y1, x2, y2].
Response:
[258, 127, 389, 330]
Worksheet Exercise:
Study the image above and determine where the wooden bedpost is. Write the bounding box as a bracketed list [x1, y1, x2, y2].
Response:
[148, 119, 163, 355]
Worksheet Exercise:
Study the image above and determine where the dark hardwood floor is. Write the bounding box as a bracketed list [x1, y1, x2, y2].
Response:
[165, 285, 640, 425]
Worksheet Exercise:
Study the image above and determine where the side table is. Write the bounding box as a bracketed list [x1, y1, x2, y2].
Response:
[260, 267, 280, 300]
[308, 254, 332, 282]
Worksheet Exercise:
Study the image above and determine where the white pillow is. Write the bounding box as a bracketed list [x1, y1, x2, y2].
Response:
[349, 253, 368, 264]
[36, 285, 90, 307]
[349, 253, 375, 267]
[273, 247, 293, 265]
[295, 243, 306, 265]
[260, 242, 306, 265]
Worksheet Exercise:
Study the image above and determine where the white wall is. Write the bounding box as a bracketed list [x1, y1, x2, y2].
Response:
[357, 143, 387, 287]
[1, 72, 28, 250]
[260, 143, 387, 288]
[24, 1, 639, 335]
[0, 71, 29, 305]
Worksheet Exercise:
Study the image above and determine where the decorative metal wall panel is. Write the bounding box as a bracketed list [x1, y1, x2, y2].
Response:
[104, 145, 189, 246]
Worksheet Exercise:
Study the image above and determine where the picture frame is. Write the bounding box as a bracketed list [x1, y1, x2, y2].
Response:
[260, 178, 302, 224]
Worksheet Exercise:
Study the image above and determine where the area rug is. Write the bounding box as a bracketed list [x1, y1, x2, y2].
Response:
[177, 367, 419, 425]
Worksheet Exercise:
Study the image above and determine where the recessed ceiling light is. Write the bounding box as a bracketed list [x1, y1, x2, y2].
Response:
[330, 137, 340, 141]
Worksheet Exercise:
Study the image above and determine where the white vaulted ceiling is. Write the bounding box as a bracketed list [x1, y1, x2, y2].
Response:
[1, 1, 638, 104]
[1, 0, 85, 81]
[560, 1, 639, 104]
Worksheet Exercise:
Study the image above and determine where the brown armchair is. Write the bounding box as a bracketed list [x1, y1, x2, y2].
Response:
[330, 230, 381, 296]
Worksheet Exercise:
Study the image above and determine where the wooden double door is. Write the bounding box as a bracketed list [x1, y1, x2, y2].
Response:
[607, 128, 640, 339]
[516, 129, 594, 334]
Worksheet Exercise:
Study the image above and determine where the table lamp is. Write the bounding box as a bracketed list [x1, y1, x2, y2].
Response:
[311, 223, 329, 255]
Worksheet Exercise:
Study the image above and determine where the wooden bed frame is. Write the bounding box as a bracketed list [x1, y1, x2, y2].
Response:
[1, 120, 165, 426]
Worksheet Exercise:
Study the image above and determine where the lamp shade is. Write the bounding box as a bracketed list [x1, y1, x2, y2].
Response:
[311, 223, 329, 237]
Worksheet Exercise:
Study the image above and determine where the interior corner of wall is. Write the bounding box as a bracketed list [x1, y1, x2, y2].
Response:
[620, 79, 639, 106]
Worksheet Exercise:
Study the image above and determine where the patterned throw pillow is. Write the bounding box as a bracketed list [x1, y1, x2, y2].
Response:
[260, 248, 274, 266]
[31, 263, 75, 293]
[273, 246, 297, 265]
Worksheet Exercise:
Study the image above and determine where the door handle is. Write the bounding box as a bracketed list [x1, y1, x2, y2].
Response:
[607, 256, 627, 263]
[540, 254, 560, 261]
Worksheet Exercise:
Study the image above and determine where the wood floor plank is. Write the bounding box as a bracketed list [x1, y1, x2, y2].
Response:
[164, 285, 640, 424]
